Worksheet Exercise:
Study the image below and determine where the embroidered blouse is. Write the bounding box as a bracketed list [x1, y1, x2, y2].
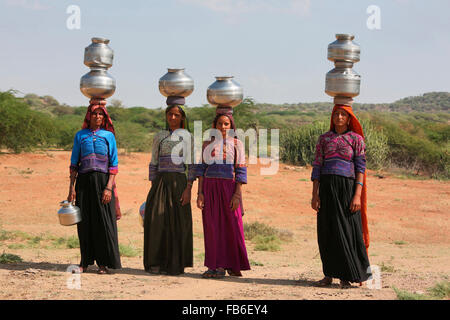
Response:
[70, 128, 118, 174]
[148, 129, 196, 182]
[311, 130, 366, 181]
[195, 136, 247, 184]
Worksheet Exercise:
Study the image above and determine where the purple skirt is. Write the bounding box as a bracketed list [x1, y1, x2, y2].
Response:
[202, 177, 250, 273]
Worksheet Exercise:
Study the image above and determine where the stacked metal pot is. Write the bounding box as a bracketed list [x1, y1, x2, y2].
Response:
[325, 34, 361, 106]
[80, 37, 116, 100]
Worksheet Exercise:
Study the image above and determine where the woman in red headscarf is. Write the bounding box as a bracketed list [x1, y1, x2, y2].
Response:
[68, 99, 121, 274]
[310, 104, 371, 288]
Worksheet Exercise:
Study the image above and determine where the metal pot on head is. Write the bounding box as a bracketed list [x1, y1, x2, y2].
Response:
[207, 76, 243, 108]
[80, 37, 116, 100]
[159, 68, 194, 98]
[58, 200, 81, 226]
[325, 34, 361, 105]
[327, 34, 360, 64]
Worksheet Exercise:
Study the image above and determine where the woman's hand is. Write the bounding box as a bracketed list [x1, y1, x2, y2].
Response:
[67, 187, 76, 203]
[311, 194, 320, 212]
[180, 187, 192, 206]
[350, 194, 361, 213]
[197, 193, 204, 210]
[230, 194, 240, 211]
[102, 188, 112, 204]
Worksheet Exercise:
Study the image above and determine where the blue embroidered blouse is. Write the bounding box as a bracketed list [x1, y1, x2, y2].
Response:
[70, 128, 118, 174]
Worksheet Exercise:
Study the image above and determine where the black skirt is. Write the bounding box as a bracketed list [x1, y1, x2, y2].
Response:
[143, 172, 193, 275]
[75, 171, 121, 269]
[317, 174, 371, 282]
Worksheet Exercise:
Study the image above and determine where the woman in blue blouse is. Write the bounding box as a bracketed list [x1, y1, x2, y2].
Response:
[68, 99, 121, 274]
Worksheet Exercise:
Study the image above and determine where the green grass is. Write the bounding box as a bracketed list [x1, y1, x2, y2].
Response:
[393, 287, 430, 300]
[380, 262, 395, 273]
[7, 243, 26, 249]
[243, 221, 279, 240]
[0, 227, 79, 250]
[51, 236, 79, 249]
[253, 235, 281, 252]
[0, 252, 23, 264]
[249, 260, 264, 266]
[427, 281, 450, 299]
[0, 229, 33, 241]
[244, 221, 293, 252]
[119, 243, 140, 257]
[393, 281, 450, 300]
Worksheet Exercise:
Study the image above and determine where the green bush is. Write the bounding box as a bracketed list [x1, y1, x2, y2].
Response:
[0, 252, 23, 264]
[0, 91, 58, 152]
[280, 121, 328, 166]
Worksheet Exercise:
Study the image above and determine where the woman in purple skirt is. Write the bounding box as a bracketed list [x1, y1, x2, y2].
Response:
[196, 107, 250, 279]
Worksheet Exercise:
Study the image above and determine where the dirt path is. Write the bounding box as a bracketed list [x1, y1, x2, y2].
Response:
[0, 151, 448, 300]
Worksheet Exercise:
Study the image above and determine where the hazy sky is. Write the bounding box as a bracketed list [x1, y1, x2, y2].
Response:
[0, 0, 449, 108]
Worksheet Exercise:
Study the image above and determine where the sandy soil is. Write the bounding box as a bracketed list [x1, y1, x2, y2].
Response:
[0, 151, 448, 300]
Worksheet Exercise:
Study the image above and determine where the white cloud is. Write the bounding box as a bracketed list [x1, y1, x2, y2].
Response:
[179, 0, 311, 16]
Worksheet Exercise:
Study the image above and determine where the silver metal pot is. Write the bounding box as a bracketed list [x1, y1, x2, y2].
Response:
[207, 76, 243, 108]
[58, 201, 81, 226]
[325, 34, 361, 101]
[84, 37, 114, 69]
[80, 68, 116, 99]
[325, 61, 361, 98]
[159, 68, 194, 98]
[327, 34, 360, 63]
[80, 37, 116, 100]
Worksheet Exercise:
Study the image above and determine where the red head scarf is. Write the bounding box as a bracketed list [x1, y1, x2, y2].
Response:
[82, 99, 116, 135]
[330, 104, 369, 250]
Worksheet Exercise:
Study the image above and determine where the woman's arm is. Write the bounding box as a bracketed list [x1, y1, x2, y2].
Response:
[68, 169, 77, 203]
[102, 174, 116, 204]
[196, 176, 204, 209]
[311, 179, 320, 212]
[350, 172, 363, 212]
[311, 135, 323, 212]
[67, 132, 80, 202]
[230, 182, 242, 211]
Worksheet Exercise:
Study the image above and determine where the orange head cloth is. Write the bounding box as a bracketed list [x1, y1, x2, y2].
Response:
[330, 104, 369, 251]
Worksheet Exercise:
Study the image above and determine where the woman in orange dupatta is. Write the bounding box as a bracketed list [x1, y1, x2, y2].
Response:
[311, 104, 371, 288]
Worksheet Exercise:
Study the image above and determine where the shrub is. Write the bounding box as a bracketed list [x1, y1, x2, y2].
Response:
[0, 252, 23, 264]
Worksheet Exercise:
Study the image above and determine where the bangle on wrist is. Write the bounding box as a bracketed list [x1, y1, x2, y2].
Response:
[356, 182, 363, 187]
[105, 187, 112, 192]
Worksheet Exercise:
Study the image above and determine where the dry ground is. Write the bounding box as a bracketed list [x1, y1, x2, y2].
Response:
[0, 151, 448, 300]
